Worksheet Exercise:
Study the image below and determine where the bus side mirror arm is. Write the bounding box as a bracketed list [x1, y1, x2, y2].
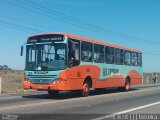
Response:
[20, 45, 24, 56]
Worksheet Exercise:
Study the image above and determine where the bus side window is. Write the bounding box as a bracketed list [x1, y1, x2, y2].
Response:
[120, 49, 124, 65]
[132, 52, 138, 66]
[81, 41, 93, 62]
[124, 51, 131, 66]
[115, 49, 124, 65]
[105, 46, 114, 64]
[137, 53, 142, 67]
[115, 49, 121, 65]
[68, 39, 80, 68]
[94, 44, 104, 63]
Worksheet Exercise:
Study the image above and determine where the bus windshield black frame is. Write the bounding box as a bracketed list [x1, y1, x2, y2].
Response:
[25, 43, 67, 71]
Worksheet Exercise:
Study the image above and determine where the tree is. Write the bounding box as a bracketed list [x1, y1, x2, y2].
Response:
[0, 65, 12, 71]
[3, 65, 8, 70]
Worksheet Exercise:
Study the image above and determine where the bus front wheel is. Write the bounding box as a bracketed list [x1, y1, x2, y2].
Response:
[81, 81, 90, 97]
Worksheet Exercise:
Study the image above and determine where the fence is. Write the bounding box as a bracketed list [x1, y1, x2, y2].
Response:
[143, 73, 160, 84]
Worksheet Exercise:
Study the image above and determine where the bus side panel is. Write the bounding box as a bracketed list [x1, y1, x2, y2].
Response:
[94, 74, 125, 88]
[127, 70, 142, 85]
[92, 69, 142, 88]
[58, 65, 101, 90]
[58, 66, 142, 90]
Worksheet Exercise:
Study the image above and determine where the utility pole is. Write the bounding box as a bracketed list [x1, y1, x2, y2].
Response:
[0, 77, 1, 94]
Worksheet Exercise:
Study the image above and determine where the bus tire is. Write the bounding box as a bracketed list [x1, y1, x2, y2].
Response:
[81, 81, 90, 97]
[118, 77, 130, 92]
[48, 90, 59, 98]
[124, 78, 130, 92]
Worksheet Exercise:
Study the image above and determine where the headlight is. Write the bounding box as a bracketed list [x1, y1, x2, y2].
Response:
[23, 73, 31, 83]
[52, 78, 66, 84]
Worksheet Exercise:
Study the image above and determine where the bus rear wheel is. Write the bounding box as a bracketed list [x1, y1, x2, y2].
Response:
[48, 90, 59, 98]
[124, 79, 130, 91]
[118, 78, 130, 92]
[81, 81, 90, 97]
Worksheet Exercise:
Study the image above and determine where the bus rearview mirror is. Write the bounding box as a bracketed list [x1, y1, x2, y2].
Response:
[20, 45, 24, 56]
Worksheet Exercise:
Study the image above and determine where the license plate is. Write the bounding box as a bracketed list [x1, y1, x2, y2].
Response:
[37, 85, 43, 89]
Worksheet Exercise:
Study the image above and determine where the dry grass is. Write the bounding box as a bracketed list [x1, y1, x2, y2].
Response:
[0, 70, 159, 94]
[0, 70, 23, 94]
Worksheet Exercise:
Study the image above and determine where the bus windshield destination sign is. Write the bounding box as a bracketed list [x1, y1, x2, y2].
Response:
[28, 34, 64, 43]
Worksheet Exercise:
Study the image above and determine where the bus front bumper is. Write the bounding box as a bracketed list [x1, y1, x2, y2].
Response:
[23, 81, 66, 91]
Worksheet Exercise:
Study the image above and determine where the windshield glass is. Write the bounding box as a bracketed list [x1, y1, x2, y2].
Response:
[25, 43, 66, 71]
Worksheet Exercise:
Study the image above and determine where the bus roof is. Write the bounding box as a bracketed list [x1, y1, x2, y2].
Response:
[28, 32, 142, 53]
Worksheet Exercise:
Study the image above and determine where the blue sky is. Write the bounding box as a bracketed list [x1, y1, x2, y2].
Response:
[0, 0, 160, 72]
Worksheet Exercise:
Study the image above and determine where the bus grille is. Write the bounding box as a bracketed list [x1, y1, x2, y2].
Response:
[27, 75, 57, 84]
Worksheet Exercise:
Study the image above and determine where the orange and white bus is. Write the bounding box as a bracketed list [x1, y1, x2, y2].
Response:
[21, 32, 142, 97]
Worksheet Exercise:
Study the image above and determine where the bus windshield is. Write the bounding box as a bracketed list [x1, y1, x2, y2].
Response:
[25, 43, 66, 71]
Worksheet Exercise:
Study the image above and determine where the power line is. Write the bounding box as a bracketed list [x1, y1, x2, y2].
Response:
[16, 0, 109, 34]
[18, 0, 108, 32]
[1, 0, 105, 35]
[11, 0, 160, 45]
[0, 18, 160, 56]
[0, 20, 41, 33]
[0, 2, 159, 55]
[0, 20, 42, 33]
[2, 0, 160, 45]
[143, 53, 160, 56]
[0, 14, 60, 32]
[0, 22, 31, 33]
